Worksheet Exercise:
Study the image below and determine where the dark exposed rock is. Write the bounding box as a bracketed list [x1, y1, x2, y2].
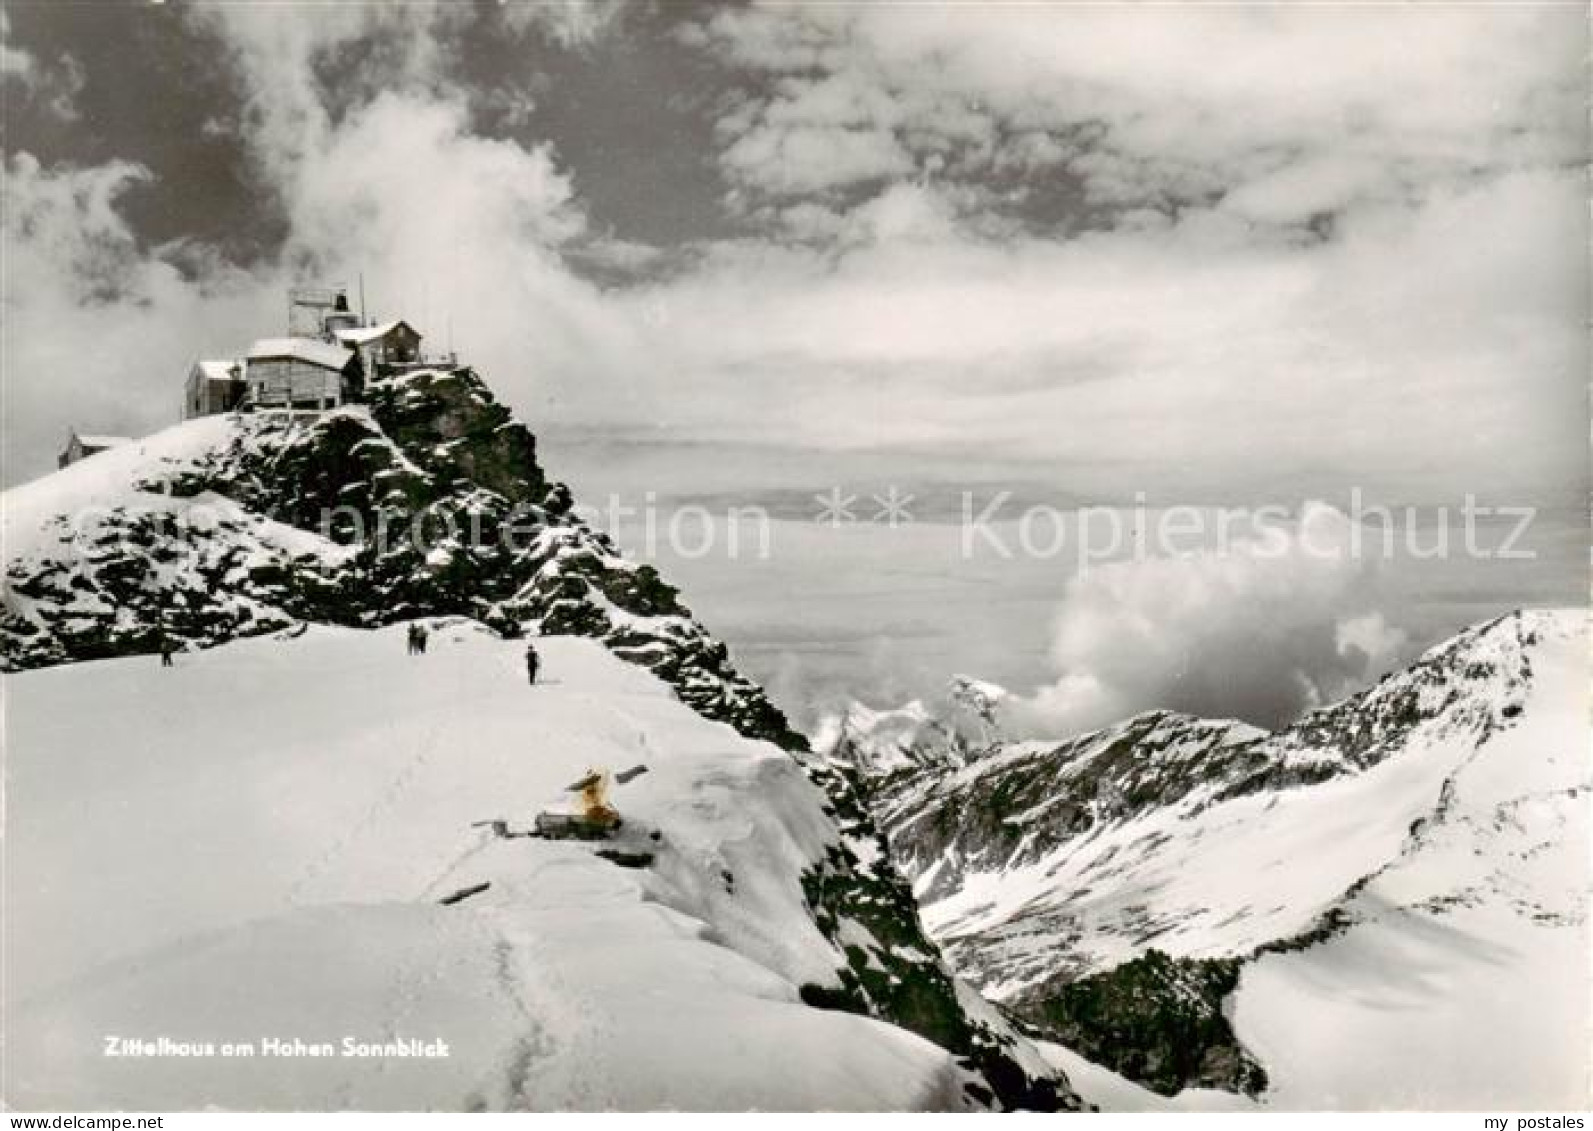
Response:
[794, 752, 1082, 1110]
[1012, 950, 1267, 1097]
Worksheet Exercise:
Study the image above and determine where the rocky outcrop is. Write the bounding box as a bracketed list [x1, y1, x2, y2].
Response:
[796, 751, 1082, 1110]
[2, 367, 798, 749]
[1014, 950, 1267, 1097]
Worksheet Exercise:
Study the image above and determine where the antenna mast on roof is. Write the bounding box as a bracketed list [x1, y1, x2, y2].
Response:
[359, 272, 368, 327]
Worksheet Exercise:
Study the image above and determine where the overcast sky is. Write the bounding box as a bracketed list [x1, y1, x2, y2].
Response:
[3, 2, 1587, 724]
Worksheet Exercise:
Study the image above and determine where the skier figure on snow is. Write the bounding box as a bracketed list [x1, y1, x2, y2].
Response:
[525, 642, 540, 686]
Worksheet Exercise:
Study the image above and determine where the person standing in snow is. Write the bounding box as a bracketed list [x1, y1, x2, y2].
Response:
[158, 633, 174, 668]
[525, 642, 540, 686]
[406, 624, 420, 655]
[416, 624, 429, 654]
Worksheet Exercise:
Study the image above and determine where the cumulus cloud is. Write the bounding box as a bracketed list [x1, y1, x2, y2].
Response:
[0, 154, 276, 482]
[1, 2, 665, 482]
[692, 4, 1582, 222]
[584, 4, 1584, 505]
[496, 0, 627, 47]
[602, 164, 1584, 505]
[1, 9, 84, 121]
[1, 9, 36, 81]
[189, 2, 457, 187]
[1005, 504, 1407, 736]
[721, 123, 913, 196]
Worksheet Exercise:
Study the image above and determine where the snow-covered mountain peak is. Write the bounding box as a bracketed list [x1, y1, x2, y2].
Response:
[842, 607, 1588, 1105]
[1268, 607, 1576, 774]
[3, 366, 794, 746]
[945, 673, 1009, 728]
[819, 673, 1018, 782]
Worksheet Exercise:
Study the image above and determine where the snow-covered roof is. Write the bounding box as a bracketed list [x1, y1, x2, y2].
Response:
[334, 320, 418, 346]
[245, 337, 353, 371]
[73, 433, 132, 450]
[192, 359, 241, 382]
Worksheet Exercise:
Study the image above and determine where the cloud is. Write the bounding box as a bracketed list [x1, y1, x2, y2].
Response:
[721, 123, 913, 196]
[268, 90, 663, 433]
[188, 2, 456, 186]
[691, 4, 1582, 224]
[1004, 503, 1406, 736]
[605, 165, 1584, 505]
[1, 9, 84, 121]
[497, 0, 628, 48]
[0, 153, 276, 482]
[579, 4, 1582, 507]
[1, 9, 37, 81]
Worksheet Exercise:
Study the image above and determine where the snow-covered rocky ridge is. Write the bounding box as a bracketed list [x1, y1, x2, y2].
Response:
[826, 610, 1590, 1107]
[1, 369, 1075, 1111]
[2, 368, 791, 747]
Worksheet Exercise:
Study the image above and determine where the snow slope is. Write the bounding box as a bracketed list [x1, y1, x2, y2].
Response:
[3, 414, 239, 546]
[2, 415, 356, 643]
[1231, 616, 1590, 1109]
[1037, 1043, 1257, 1113]
[2, 372, 799, 751]
[4, 623, 969, 1111]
